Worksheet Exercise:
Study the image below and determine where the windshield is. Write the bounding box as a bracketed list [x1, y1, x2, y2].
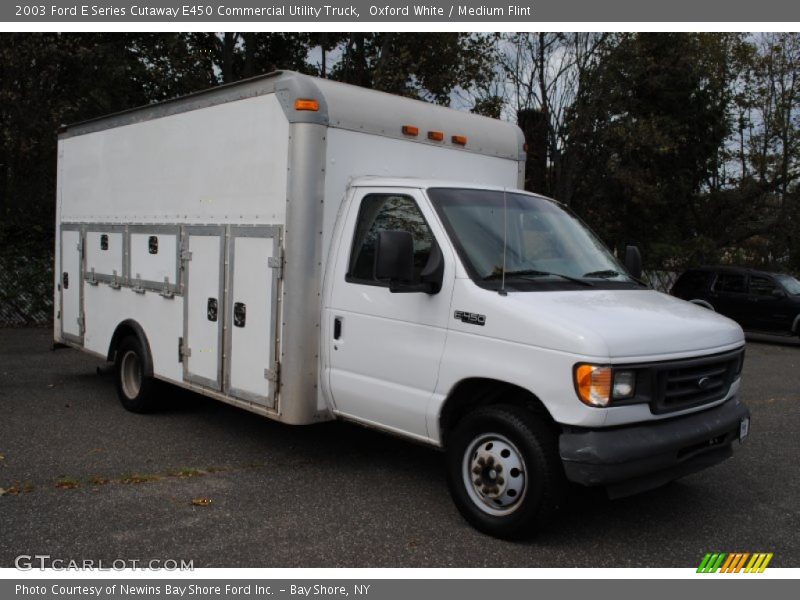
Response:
[776, 274, 800, 295]
[427, 188, 636, 290]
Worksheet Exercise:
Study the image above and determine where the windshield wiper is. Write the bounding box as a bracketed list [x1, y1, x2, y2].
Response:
[582, 269, 621, 279]
[483, 269, 593, 287]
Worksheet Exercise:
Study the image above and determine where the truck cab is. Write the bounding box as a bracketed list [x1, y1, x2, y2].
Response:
[323, 178, 749, 538]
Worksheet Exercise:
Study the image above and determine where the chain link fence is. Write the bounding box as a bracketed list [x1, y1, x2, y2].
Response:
[643, 270, 679, 294]
[0, 252, 53, 326]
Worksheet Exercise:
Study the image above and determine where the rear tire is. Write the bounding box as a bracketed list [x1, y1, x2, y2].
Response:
[114, 335, 158, 413]
[445, 404, 565, 539]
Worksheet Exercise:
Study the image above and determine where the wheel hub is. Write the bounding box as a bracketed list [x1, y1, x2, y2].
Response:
[463, 434, 527, 515]
[120, 350, 142, 399]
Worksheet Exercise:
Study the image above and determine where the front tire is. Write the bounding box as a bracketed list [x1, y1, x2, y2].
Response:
[445, 404, 565, 539]
[114, 335, 158, 413]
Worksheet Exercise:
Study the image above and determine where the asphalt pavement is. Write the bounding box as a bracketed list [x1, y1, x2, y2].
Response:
[1, 328, 798, 567]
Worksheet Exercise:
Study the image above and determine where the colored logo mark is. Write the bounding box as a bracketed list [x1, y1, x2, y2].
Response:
[697, 552, 773, 573]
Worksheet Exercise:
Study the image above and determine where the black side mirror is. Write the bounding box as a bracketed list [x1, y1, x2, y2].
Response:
[771, 287, 786, 298]
[375, 230, 443, 294]
[624, 245, 643, 280]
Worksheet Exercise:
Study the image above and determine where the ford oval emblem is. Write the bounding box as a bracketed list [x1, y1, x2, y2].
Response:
[697, 376, 711, 389]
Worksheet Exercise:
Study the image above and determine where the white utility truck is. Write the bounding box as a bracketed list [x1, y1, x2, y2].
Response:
[54, 71, 750, 538]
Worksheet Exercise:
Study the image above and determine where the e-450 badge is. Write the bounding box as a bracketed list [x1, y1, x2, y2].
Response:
[454, 310, 486, 326]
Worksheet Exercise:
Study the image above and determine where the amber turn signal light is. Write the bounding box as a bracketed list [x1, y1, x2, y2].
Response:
[575, 364, 612, 407]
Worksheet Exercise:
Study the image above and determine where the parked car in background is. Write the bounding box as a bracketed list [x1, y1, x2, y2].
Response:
[671, 266, 800, 337]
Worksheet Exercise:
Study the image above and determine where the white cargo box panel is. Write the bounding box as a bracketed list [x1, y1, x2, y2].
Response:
[58, 93, 289, 226]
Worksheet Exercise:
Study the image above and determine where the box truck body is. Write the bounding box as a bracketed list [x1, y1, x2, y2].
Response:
[55, 71, 749, 538]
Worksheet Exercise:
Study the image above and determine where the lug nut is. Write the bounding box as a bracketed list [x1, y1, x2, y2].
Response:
[497, 477, 504, 485]
[486, 456, 495, 466]
[472, 466, 481, 475]
[494, 464, 502, 473]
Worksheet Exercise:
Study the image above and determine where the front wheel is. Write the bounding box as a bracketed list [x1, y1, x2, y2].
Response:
[445, 404, 565, 539]
[114, 335, 158, 413]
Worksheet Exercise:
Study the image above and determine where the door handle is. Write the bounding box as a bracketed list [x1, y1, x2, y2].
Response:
[207, 297, 218, 322]
[333, 317, 342, 340]
[233, 302, 246, 327]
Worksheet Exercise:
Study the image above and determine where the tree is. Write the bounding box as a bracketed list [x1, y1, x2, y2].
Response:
[328, 33, 498, 107]
[561, 33, 735, 265]
[497, 32, 609, 196]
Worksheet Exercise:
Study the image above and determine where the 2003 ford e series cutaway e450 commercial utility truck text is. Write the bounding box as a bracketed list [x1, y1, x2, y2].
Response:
[54, 71, 750, 539]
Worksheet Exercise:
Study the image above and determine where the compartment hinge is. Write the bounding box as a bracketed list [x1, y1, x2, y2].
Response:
[268, 252, 283, 279]
[159, 276, 174, 299]
[180, 249, 192, 262]
[178, 337, 191, 362]
[264, 362, 280, 383]
[77, 314, 85, 334]
[132, 275, 145, 294]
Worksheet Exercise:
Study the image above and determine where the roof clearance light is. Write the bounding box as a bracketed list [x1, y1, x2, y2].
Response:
[294, 99, 319, 111]
[452, 135, 468, 146]
[402, 125, 419, 136]
[427, 131, 444, 142]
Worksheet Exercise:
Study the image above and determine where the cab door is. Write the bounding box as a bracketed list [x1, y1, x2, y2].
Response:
[325, 188, 454, 439]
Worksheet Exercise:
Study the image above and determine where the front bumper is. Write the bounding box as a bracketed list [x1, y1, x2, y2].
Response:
[559, 397, 750, 498]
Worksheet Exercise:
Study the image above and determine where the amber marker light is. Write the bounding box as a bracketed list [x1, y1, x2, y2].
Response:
[294, 99, 319, 111]
[451, 135, 468, 146]
[402, 125, 419, 136]
[427, 130, 444, 141]
[575, 364, 612, 407]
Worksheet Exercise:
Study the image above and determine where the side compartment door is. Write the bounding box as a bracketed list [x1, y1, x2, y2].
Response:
[224, 226, 282, 408]
[60, 226, 84, 345]
[183, 227, 225, 390]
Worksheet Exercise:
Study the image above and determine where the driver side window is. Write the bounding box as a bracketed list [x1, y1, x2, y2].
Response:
[347, 194, 434, 286]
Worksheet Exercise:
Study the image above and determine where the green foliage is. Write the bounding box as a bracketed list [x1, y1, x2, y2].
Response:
[561, 34, 743, 266]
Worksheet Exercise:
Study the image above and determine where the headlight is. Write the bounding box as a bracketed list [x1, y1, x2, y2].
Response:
[612, 370, 636, 399]
[575, 365, 636, 407]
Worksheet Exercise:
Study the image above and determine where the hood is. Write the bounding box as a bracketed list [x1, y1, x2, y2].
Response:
[492, 288, 744, 360]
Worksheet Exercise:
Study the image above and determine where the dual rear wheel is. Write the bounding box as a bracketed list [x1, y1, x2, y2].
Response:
[113, 336, 158, 413]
